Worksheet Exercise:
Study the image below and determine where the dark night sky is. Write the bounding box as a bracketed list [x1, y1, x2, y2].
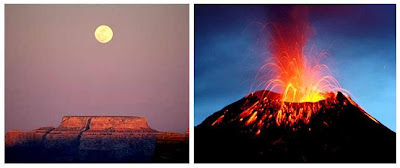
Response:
[6, 5, 189, 133]
[195, 5, 396, 131]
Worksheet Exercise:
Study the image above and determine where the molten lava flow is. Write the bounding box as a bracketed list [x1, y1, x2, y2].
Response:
[211, 115, 225, 126]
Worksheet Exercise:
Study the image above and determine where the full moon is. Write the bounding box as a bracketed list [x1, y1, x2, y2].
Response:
[95, 25, 113, 43]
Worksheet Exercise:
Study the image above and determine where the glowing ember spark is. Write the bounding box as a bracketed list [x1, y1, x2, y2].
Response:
[211, 115, 225, 126]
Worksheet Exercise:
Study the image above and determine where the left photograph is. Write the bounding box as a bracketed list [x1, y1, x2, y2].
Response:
[5, 4, 189, 163]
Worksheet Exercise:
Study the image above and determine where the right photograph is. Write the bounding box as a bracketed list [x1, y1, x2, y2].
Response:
[195, 4, 396, 163]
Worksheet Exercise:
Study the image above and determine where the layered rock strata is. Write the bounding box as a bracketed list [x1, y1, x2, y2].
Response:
[5, 116, 188, 163]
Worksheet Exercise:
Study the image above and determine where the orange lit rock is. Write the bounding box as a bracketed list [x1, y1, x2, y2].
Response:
[5, 116, 188, 163]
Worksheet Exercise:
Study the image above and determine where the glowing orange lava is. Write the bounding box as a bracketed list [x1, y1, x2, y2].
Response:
[253, 7, 348, 103]
[255, 7, 352, 126]
[252, 8, 347, 127]
[212, 7, 355, 134]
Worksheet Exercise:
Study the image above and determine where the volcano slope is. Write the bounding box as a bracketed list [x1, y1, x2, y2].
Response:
[195, 91, 395, 163]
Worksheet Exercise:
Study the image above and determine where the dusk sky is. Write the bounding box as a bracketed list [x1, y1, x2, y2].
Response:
[6, 5, 189, 133]
[195, 5, 396, 131]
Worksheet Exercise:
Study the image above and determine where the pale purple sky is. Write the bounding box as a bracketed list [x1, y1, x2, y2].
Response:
[5, 5, 189, 133]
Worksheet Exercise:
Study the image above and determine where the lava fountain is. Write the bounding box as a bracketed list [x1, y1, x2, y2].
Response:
[213, 6, 356, 133]
[255, 6, 349, 103]
[255, 6, 351, 127]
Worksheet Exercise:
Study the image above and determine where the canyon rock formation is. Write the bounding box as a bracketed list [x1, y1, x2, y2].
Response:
[6, 116, 188, 163]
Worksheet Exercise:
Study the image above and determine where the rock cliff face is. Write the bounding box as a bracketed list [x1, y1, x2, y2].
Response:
[5, 116, 188, 163]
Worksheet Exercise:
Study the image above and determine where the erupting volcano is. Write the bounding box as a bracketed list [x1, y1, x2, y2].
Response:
[249, 6, 352, 129]
[195, 6, 395, 163]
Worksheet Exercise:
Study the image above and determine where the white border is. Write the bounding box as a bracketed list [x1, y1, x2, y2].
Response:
[1, 1, 4, 167]
[189, 0, 194, 165]
[1, 1, 398, 168]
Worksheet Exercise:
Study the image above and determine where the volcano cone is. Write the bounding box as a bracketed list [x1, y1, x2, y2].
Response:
[195, 90, 395, 163]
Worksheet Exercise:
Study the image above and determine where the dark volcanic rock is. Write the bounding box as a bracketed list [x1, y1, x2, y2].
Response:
[195, 91, 396, 163]
[5, 116, 188, 163]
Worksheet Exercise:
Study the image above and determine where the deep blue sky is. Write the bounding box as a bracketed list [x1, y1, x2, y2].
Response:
[195, 5, 396, 132]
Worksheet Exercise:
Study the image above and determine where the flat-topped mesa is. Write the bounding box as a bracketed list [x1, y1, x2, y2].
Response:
[44, 116, 157, 150]
[56, 116, 156, 132]
[5, 116, 189, 162]
[88, 116, 155, 132]
[56, 116, 92, 131]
